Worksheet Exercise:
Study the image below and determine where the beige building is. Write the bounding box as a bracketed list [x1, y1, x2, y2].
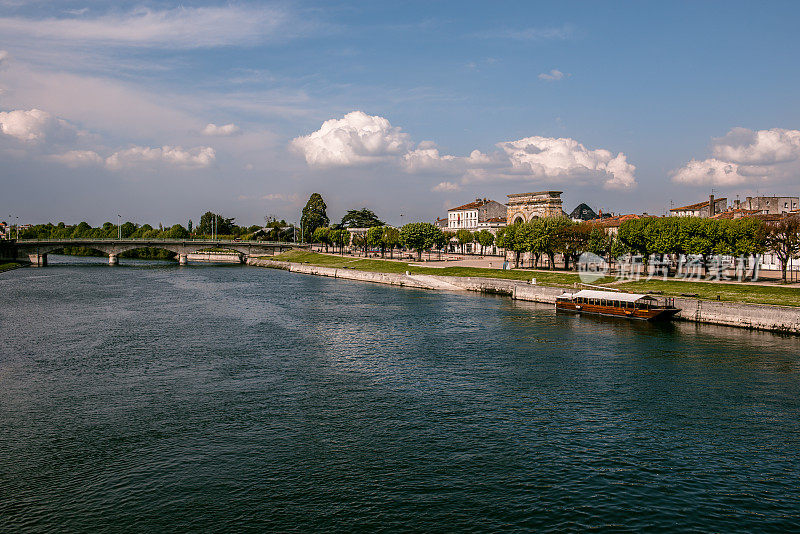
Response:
[740, 196, 799, 214]
[447, 198, 507, 230]
[506, 191, 564, 223]
[670, 195, 727, 217]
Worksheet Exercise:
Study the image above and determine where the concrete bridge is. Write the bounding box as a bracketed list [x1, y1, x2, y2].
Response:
[5, 239, 305, 266]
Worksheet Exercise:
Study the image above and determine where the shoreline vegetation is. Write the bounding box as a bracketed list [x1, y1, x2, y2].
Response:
[0, 262, 22, 273]
[269, 250, 800, 308]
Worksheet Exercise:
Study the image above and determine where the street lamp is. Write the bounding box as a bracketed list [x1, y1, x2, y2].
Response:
[15, 216, 19, 240]
[117, 214, 121, 239]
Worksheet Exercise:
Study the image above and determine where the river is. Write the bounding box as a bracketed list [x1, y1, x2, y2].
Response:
[1, 255, 799, 531]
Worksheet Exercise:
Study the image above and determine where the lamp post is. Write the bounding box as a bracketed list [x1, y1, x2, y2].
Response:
[15, 216, 19, 240]
[117, 214, 121, 239]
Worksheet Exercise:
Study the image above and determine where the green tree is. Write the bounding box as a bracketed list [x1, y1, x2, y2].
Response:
[366, 226, 387, 257]
[199, 211, 235, 236]
[456, 229, 473, 254]
[383, 227, 400, 258]
[301, 193, 329, 242]
[762, 217, 800, 283]
[188, 220, 193, 234]
[340, 208, 385, 228]
[556, 222, 588, 270]
[400, 222, 442, 260]
[164, 224, 190, 239]
[312, 226, 331, 252]
[476, 230, 494, 255]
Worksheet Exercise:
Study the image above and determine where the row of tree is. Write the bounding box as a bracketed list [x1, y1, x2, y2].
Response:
[495, 215, 800, 282]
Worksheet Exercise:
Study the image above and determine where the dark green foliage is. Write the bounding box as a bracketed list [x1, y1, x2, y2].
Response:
[340, 208, 385, 228]
[400, 222, 443, 260]
[301, 193, 329, 241]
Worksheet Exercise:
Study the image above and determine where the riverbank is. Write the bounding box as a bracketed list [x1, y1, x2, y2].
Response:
[0, 262, 23, 273]
[249, 253, 800, 334]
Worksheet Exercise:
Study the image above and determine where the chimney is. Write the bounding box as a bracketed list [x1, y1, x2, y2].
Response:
[709, 194, 715, 216]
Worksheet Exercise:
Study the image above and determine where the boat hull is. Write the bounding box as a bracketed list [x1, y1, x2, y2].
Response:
[555, 302, 680, 321]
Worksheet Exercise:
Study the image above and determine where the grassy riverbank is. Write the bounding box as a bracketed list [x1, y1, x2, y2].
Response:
[0, 262, 22, 273]
[271, 250, 611, 285]
[269, 250, 800, 307]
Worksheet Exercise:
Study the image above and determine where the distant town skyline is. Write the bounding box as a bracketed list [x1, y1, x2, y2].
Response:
[1, 1, 800, 226]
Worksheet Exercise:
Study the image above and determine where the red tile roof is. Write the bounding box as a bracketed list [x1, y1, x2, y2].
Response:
[448, 199, 501, 211]
[670, 198, 727, 212]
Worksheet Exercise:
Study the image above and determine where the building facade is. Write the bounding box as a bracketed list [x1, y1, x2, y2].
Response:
[447, 199, 507, 230]
[670, 195, 727, 217]
[740, 196, 799, 215]
[506, 191, 564, 223]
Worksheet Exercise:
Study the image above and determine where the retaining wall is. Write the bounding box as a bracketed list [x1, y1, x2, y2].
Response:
[247, 258, 800, 334]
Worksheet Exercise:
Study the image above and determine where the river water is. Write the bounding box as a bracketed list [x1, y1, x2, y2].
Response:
[1, 256, 799, 532]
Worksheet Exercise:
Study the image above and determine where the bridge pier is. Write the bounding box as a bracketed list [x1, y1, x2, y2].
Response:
[178, 254, 188, 265]
[108, 254, 118, 266]
[25, 253, 47, 267]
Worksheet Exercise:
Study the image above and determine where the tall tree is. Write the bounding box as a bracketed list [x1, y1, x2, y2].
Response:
[400, 222, 442, 260]
[762, 217, 800, 283]
[456, 229, 473, 254]
[383, 227, 400, 258]
[476, 230, 494, 255]
[340, 208, 385, 228]
[366, 226, 387, 257]
[301, 193, 329, 242]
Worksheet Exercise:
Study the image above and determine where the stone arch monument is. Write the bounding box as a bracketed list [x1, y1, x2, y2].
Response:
[506, 191, 564, 223]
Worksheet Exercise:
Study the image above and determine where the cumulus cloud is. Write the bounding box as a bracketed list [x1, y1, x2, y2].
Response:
[432, 181, 461, 192]
[202, 123, 240, 136]
[0, 108, 78, 142]
[291, 111, 411, 166]
[295, 111, 636, 189]
[671, 127, 800, 186]
[711, 127, 800, 165]
[49, 149, 103, 167]
[0, 5, 300, 49]
[538, 69, 566, 82]
[105, 145, 215, 170]
[498, 136, 636, 189]
[671, 158, 747, 186]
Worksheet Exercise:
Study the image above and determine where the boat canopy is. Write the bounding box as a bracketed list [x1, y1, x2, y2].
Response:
[559, 289, 655, 303]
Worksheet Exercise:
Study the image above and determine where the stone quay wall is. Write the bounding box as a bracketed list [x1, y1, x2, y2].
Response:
[247, 258, 800, 335]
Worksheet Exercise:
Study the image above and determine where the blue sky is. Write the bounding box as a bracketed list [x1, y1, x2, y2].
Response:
[1, 0, 799, 226]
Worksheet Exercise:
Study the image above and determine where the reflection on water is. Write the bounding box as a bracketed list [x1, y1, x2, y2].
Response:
[1, 260, 799, 532]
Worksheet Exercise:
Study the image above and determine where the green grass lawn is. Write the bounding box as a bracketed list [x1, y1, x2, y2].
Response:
[607, 279, 800, 307]
[0, 262, 22, 273]
[268, 250, 800, 307]
[270, 250, 606, 286]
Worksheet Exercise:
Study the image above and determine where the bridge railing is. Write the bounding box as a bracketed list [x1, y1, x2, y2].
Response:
[14, 238, 305, 246]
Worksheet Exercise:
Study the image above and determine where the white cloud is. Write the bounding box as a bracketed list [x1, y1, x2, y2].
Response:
[49, 149, 103, 167]
[498, 136, 636, 189]
[0, 108, 78, 142]
[538, 69, 566, 82]
[671, 127, 800, 186]
[0, 6, 300, 49]
[432, 181, 461, 192]
[262, 193, 300, 203]
[0, 49, 10, 68]
[295, 111, 636, 189]
[671, 158, 747, 186]
[711, 127, 800, 165]
[105, 145, 215, 170]
[291, 111, 411, 166]
[202, 123, 240, 136]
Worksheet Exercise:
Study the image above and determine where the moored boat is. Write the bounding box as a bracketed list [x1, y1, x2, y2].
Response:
[555, 289, 681, 321]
